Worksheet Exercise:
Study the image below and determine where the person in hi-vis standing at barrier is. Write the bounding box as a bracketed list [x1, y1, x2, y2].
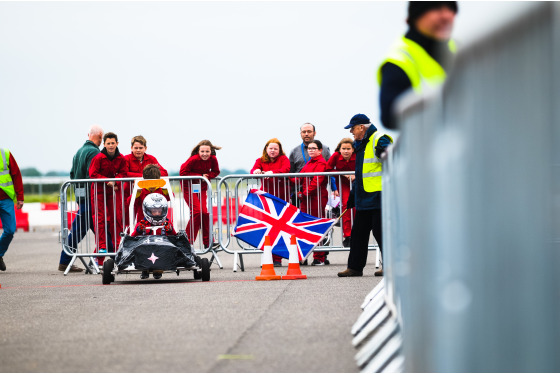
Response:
[338, 114, 392, 277]
[378, 1, 458, 129]
[58, 125, 103, 273]
[0, 148, 24, 272]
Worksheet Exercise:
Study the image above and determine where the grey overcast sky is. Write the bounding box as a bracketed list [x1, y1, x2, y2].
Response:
[0, 1, 528, 173]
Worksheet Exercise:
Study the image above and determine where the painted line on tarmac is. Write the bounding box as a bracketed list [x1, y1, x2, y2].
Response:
[0, 279, 258, 290]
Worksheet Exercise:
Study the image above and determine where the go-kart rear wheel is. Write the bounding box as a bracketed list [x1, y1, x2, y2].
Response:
[193, 270, 202, 280]
[201, 258, 210, 282]
[102, 259, 115, 285]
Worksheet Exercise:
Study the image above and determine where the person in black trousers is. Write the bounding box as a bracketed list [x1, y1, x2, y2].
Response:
[337, 114, 392, 277]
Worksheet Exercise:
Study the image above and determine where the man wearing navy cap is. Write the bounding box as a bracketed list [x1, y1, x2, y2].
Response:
[338, 114, 392, 277]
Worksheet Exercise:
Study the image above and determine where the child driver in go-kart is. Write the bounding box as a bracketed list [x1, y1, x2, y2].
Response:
[132, 192, 176, 279]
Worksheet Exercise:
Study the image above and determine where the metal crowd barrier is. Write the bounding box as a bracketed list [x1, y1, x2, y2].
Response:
[59, 176, 223, 275]
[60, 171, 381, 274]
[353, 3, 560, 372]
[216, 171, 380, 272]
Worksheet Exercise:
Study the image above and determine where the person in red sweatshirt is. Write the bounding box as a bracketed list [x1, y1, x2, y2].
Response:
[180, 140, 220, 248]
[127, 164, 171, 226]
[89, 132, 128, 265]
[0, 148, 24, 272]
[250, 138, 291, 266]
[292, 139, 329, 265]
[251, 138, 291, 201]
[327, 138, 356, 248]
[123, 135, 168, 226]
[131, 192, 176, 280]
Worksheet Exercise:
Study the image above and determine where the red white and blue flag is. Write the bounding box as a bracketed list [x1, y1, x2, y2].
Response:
[233, 189, 335, 259]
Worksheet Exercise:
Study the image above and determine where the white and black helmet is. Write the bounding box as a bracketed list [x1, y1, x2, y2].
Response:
[142, 193, 168, 225]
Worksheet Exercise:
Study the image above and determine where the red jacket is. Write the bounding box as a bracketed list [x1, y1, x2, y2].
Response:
[250, 155, 291, 200]
[125, 153, 168, 178]
[327, 152, 356, 190]
[131, 218, 176, 236]
[89, 149, 128, 194]
[295, 155, 327, 196]
[180, 155, 220, 192]
[250, 155, 291, 174]
[0, 151, 24, 201]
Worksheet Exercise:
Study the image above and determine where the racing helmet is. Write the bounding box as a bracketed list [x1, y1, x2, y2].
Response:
[142, 193, 168, 225]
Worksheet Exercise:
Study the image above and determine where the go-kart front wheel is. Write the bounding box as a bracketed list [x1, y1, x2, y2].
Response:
[102, 259, 115, 285]
[201, 258, 210, 282]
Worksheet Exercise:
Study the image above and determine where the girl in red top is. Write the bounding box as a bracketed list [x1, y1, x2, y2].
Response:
[327, 138, 356, 247]
[250, 138, 291, 202]
[251, 138, 291, 266]
[292, 140, 329, 265]
[180, 140, 221, 248]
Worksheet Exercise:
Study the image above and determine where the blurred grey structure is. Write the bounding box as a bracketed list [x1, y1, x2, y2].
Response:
[352, 2, 560, 372]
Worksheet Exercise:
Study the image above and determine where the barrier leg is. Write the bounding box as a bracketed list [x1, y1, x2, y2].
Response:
[210, 248, 223, 269]
[375, 246, 381, 269]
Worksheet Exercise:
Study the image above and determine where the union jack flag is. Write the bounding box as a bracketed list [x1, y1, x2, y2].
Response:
[233, 189, 335, 259]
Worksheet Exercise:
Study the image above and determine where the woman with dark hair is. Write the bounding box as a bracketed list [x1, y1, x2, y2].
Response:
[327, 138, 356, 247]
[180, 140, 221, 248]
[292, 139, 329, 265]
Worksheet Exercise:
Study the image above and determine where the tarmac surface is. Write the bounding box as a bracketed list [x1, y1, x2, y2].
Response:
[0, 231, 381, 373]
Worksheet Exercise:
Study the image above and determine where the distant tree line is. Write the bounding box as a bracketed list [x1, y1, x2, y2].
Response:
[21, 167, 248, 177]
[21, 168, 69, 177]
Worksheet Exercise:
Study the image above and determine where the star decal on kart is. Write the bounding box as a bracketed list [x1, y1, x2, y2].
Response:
[148, 253, 159, 264]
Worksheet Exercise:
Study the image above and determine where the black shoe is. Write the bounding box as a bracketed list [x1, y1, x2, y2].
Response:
[324, 258, 330, 265]
[337, 268, 363, 277]
[140, 271, 149, 279]
[342, 237, 351, 248]
[153, 271, 162, 280]
[300, 259, 308, 266]
[273, 261, 282, 267]
[311, 259, 325, 266]
[0, 257, 5, 271]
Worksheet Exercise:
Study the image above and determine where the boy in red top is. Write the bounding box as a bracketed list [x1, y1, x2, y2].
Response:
[124, 135, 168, 225]
[89, 132, 128, 265]
[327, 138, 356, 247]
[180, 140, 220, 248]
[250, 138, 291, 202]
[292, 140, 329, 265]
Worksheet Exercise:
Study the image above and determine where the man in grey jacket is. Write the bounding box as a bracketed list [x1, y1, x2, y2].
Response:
[288, 123, 331, 173]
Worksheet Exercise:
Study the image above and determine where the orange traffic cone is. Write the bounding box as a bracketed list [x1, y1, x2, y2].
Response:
[282, 235, 307, 280]
[256, 236, 281, 281]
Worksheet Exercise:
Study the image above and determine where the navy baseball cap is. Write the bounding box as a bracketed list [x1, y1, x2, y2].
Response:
[344, 114, 370, 129]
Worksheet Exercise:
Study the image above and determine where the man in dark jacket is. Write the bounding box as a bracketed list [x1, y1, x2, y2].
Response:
[59, 125, 104, 272]
[338, 114, 392, 277]
[378, 1, 458, 129]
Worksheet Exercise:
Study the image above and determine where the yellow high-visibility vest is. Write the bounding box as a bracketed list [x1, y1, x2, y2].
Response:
[0, 148, 16, 201]
[363, 132, 393, 193]
[377, 36, 456, 93]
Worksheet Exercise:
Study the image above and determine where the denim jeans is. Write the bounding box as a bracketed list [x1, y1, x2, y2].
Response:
[0, 198, 16, 257]
[60, 200, 114, 265]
